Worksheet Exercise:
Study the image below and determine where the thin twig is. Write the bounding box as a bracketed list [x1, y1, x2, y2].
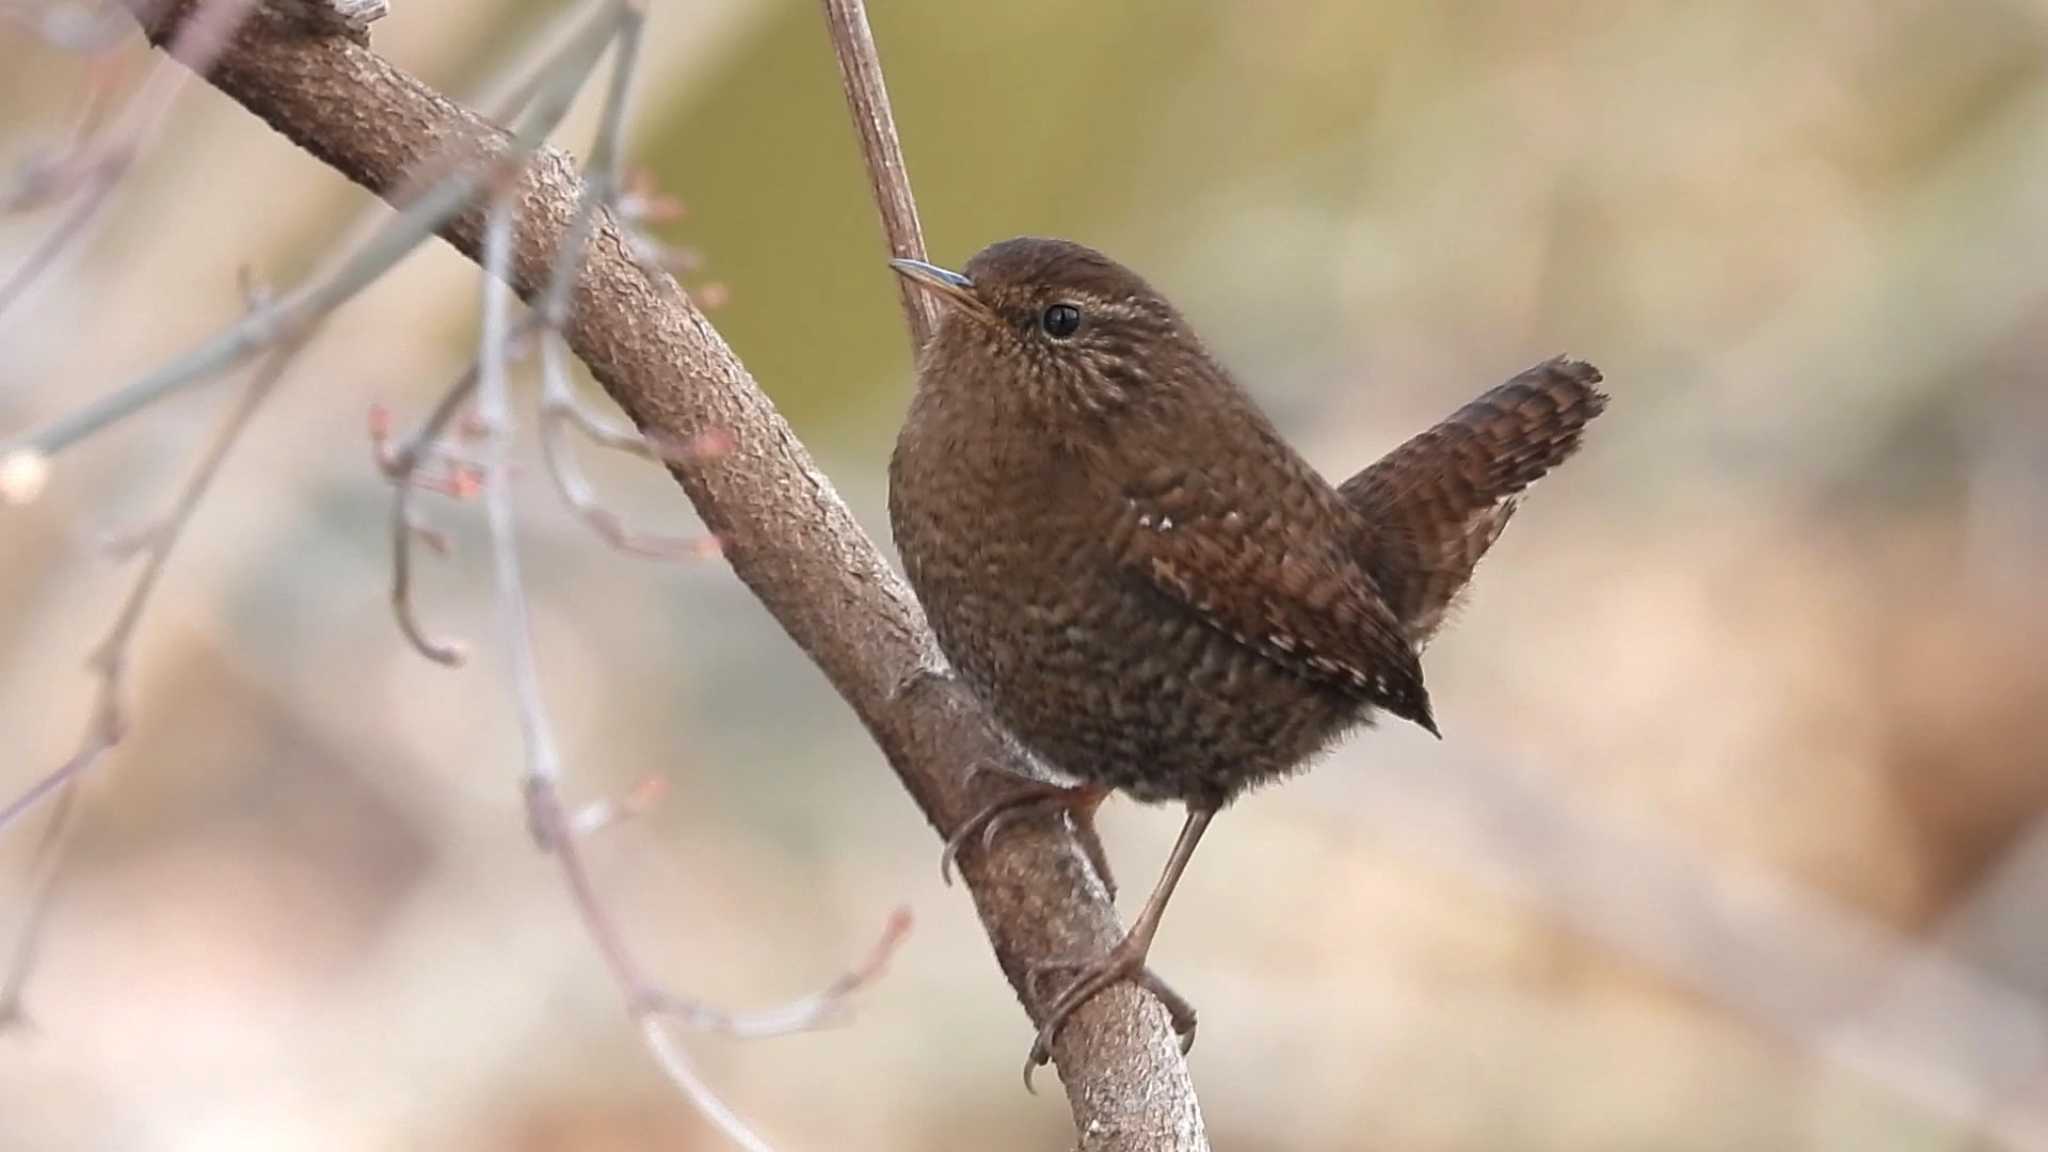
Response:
[464, 21, 908, 1135]
[0, 60, 175, 318]
[1, 165, 457, 464]
[820, 0, 938, 351]
[529, 772, 910, 1147]
[474, 196, 561, 790]
[557, 392, 728, 465]
[526, 0, 718, 558]
[0, 0, 623, 470]
[368, 0, 684, 654]
[535, 0, 645, 328]
[0, 773, 79, 1027]
[640, 906, 914, 1039]
[0, 0, 264, 320]
[479, 186, 910, 1152]
[0, 335, 306, 1019]
[2, 55, 125, 213]
[538, 333, 720, 559]
[379, 362, 484, 665]
[0, 0, 627, 1028]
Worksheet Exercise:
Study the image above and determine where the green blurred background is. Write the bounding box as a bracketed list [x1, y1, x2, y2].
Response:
[3, 1, 2047, 1148]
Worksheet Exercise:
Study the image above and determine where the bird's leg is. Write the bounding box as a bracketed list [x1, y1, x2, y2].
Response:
[940, 764, 1115, 895]
[1021, 806, 1214, 1089]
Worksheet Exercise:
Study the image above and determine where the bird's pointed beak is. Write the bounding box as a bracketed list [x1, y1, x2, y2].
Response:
[889, 258, 984, 315]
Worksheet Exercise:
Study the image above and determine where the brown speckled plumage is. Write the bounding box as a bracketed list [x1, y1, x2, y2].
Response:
[1340, 358, 1607, 648]
[887, 237, 1606, 1079]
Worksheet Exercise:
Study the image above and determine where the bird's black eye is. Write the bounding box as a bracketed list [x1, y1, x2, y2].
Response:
[1040, 303, 1082, 339]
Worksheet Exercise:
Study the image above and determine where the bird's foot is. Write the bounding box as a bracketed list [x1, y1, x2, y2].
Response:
[1020, 941, 1197, 1091]
[940, 766, 1114, 896]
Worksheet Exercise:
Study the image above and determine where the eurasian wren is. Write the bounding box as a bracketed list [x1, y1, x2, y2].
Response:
[888, 237, 1606, 1084]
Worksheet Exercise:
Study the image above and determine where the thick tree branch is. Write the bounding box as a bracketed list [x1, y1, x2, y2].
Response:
[117, 4, 1205, 1147]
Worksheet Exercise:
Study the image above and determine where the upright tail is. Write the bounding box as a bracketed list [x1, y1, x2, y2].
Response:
[1338, 357, 1608, 647]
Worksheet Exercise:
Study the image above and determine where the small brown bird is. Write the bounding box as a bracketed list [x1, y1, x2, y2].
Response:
[888, 237, 1606, 1084]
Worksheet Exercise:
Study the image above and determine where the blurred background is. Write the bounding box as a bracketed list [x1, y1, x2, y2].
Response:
[3, 0, 2047, 1148]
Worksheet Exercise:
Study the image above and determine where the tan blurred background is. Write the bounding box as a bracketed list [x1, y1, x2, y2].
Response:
[4, 1, 2048, 1148]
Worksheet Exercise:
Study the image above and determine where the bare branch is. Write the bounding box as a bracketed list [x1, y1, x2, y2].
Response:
[521, 0, 719, 559]
[6, 5, 913, 1149]
[0, 0, 271, 320]
[377, 361, 484, 666]
[468, 38, 905, 1140]
[555, 383, 731, 467]
[0, 762, 81, 1028]
[0, 0, 622, 1025]
[0, 56, 180, 318]
[0, 0, 620, 468]
[640, 906, 914, 1040]
[819, 0, 939, 351]
[87, 3, 1204, 1145]
[474, 195, 561, 791]
[0, 334, 306, 1021]
[4, 57, 126, 210]
[538, 333, 720, 559]
[535, 0, 643, 329]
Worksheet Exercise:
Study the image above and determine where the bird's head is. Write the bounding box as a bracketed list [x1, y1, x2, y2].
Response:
[891, 237, 1211, 427]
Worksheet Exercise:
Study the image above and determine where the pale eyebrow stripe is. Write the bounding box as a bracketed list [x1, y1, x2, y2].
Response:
[1082, 296, 1150, 322]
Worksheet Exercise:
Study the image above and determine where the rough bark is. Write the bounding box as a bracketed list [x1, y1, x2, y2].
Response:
[118, 4, 1207, 1148]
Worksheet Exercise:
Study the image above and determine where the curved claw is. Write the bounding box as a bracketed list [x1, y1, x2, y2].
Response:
[1146, 969, 1199, 1054]
[979, 798, 1054, 857]
[937, 771, 1110, 888]
[1019, 954, 1198, 1092]
[938, 823, 968, 886]
[938, 762, 998, 885]
[1023, 1036, 1052, 1093]
[940, 798, 1024, 887]
[1019, 805, 1213, 1091]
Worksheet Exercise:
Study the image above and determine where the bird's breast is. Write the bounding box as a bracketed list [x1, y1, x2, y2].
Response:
[891, 402, 1109, 688]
